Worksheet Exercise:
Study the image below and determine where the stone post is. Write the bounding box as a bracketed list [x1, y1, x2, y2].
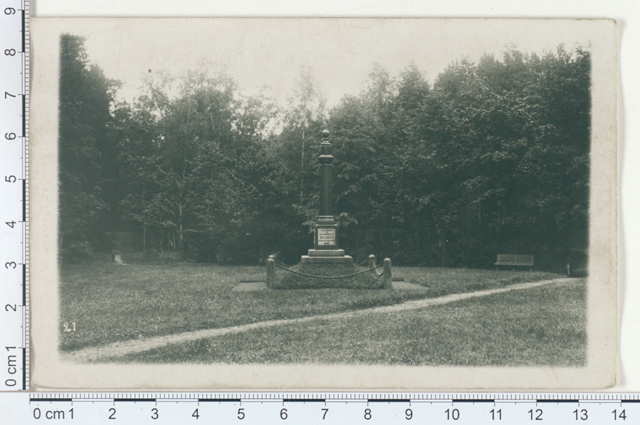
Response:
[266, 255, 276, 288]
[383, 258, 393, 289]
[368, 254, 376, 269]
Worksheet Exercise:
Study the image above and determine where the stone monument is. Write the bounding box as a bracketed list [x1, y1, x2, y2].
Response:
[271, 129, 385, 289]
[301, 130, 353, 266]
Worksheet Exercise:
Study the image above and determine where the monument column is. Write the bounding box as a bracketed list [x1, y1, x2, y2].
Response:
[319, 129, 333, 218]
[314, 130, 339, 251]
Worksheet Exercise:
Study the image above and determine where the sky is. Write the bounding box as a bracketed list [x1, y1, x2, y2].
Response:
[70, 18, 596, 109]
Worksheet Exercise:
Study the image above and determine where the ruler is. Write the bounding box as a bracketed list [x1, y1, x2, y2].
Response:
[0, 0, 28, 392]
[1, 392, 640, 424]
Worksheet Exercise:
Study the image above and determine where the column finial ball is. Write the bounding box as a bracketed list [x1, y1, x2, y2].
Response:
[322, 129, 330, 139]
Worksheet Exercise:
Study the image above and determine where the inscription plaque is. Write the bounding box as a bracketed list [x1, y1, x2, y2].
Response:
[317, 228, 336, 246]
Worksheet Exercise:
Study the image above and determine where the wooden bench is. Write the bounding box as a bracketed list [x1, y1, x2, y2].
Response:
[495, 254, 534, 270]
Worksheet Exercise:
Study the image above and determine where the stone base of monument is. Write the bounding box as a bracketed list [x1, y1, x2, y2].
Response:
[300, 249, 354, 264]
[272, 249, 384, 290]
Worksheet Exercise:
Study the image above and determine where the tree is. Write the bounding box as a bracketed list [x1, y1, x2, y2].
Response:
[110, 101, 163, 253]
[58, 34, 119, 262]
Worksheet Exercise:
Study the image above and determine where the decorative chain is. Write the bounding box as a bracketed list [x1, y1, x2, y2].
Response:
[274, 259, 385, 280]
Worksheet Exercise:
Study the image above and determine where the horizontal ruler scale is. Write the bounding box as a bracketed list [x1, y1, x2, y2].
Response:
[2, 393, 640, 424]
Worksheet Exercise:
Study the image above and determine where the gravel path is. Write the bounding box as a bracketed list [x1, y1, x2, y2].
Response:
[61, 278, 574, 363]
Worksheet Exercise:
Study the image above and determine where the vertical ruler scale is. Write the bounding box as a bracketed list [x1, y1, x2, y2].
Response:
[22, 0, 30, 391]
[0, 0, 28, 391]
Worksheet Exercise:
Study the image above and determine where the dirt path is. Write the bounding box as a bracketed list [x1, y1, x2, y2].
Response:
[62, 278, 575, 363]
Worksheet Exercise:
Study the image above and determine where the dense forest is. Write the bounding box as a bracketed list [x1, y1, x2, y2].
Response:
[59, 34, 590, 270]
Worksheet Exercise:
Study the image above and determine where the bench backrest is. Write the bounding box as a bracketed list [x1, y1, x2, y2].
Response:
[496, 254, 535, 265]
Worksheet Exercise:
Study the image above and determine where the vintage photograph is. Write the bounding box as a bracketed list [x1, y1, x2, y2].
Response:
[30, 18, 617, 389]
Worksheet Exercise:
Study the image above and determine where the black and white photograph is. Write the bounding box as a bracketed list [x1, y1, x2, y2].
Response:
[29, 18, 617, 389]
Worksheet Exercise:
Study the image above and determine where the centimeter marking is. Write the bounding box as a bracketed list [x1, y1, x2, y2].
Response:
[0, 0, 29, 392]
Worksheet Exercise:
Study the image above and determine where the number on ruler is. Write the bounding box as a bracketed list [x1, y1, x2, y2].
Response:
[529, 409, 543, 421]
[321, 408, 328, 420]
[574, 409, 588, 421]
[5, 133, 16, 140]
[445, 409, 460, 420]
[5, 49, 15, 56]
[491, 409, 502, 420]
[5, 175, 16, 183]
[4, 92, 16, 99]
[4, 7, 16, 14]
[405, 408, 413, 420]
[613, 410, 627, 420]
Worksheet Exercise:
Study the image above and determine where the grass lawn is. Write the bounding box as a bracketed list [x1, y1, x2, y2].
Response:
[59, 258, 561, 352]
[111, 279, 586, 366]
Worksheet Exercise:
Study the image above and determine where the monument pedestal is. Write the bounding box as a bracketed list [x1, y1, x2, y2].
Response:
[301, 249, 353, 264]
[274, 220, 382, 289]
